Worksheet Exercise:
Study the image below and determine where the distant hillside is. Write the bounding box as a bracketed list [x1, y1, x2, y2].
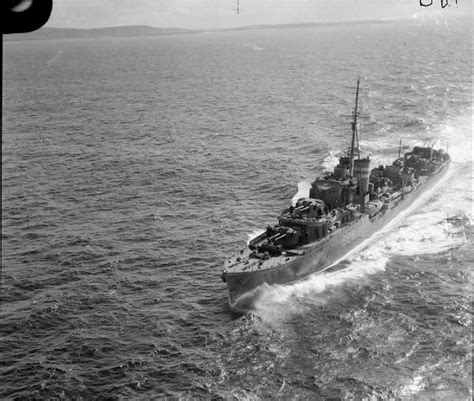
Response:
[3, 19, 399, 42]
[226, 19, 389, 31]
[3, 25, 198, 41]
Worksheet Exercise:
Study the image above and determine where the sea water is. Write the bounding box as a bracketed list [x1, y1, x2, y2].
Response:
[2, 17, 472, 399]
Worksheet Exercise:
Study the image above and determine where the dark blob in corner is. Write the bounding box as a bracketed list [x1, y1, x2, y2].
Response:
[3, 0, 53, 34]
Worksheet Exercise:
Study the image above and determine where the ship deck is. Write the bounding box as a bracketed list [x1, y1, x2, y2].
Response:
[223, 247, 302, 274]
[223, 212, 368, 275]
[223, 163, 449, 277]
[223, 238, 324, 274]
[224, 216, 359, 275]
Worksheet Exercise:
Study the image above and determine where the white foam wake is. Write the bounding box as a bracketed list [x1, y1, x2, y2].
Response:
[246, 229, 266, 245]
[321, 149, 342, 173]
[253, 112, 471, 314]
[291, 180, 312, 205]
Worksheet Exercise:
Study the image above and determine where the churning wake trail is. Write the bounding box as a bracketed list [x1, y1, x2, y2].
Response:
[252, 113, 472, 313]
[290, 180, 313, 206]
[3, 17, 471, 400]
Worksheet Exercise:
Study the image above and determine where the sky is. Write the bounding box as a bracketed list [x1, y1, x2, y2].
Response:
[45, 0, 471, 29]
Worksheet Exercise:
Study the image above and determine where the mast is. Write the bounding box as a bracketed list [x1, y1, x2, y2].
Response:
[233, 0, 240, 14]
[349, 78, 360, 176]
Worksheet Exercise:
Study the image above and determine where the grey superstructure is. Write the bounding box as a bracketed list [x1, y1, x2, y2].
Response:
[221, 80, 451, 307]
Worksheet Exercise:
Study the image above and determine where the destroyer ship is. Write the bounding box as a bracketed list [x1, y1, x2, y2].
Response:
[221, 79, 451, 306]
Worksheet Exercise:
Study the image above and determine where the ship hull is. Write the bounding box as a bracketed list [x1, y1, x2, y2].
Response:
[223, 163, 450, 306]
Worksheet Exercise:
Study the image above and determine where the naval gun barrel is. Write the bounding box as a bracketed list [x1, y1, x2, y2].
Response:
[269, 233, 282, 241]
[270, 233, 287, 242]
